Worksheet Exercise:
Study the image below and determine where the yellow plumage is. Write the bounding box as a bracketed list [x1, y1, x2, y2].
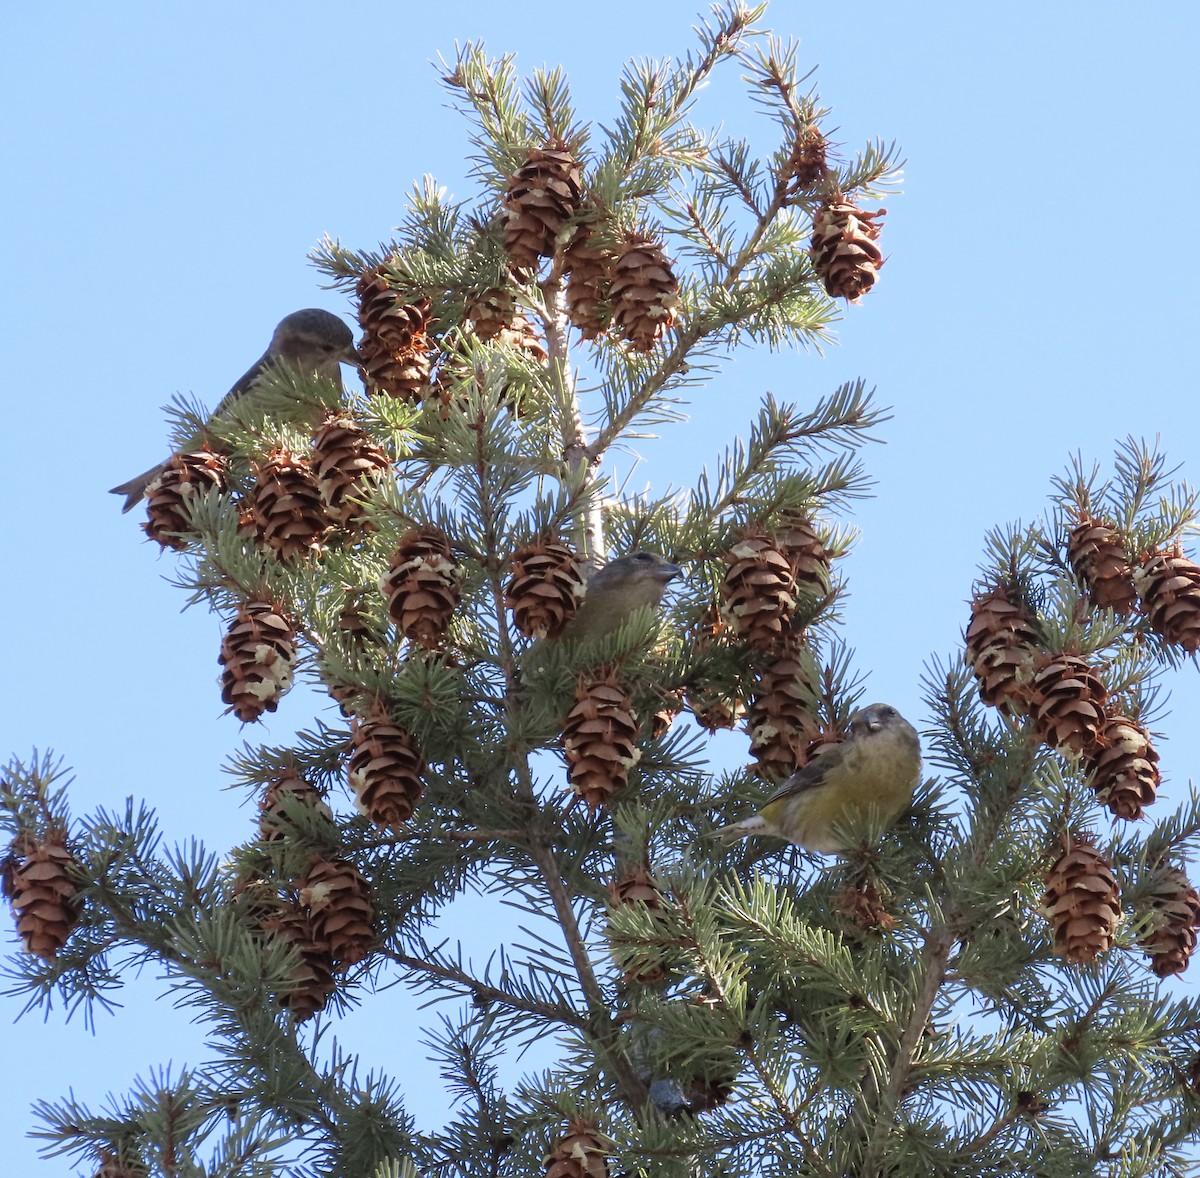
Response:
[711, 703, 921, 853]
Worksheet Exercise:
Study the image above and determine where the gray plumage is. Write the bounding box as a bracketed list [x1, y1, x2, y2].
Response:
[109, 308, 360, 513]
[554, 552, 683, 644]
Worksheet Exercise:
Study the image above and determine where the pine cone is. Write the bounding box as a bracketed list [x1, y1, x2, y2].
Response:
[465, 289, 548, 364]
[786, 124, 829, 192]
[1138, 867, 1200, 978]
[1028, 654, 1108, 756]
[832, 877, 896, 933]
[1066, 517, 1137, 614]
[607, 867, 670, 984]
[348, 704, 425, 830]
[609, 233, 678, 352]
[502, 146, 583, 270]
[964, 586, 1041, 716]
[310, 413, 389, 530]
[299, 856, 375, 969]
[218, 599, 296, 723]
[544, 1118, 610, 1178]
[249, 447, 328, 561]
[564, 229, 615, 339]
[93, 1151, 148, 1178]
[1134, 548, 1200, 653]
[259, 773, 335, 845]
[685, 608, 747, 731]
[809, 198, 886, 302]
[2, 833, 81, 959]
[356, 270, 434, 401]
[563, 672, 640, 810]
[380, 529, 463, 650]
[774, 513, 832, 603]
[1084, 714, 1160, 820]
[143, 449, 227, 550]
[506, 540, 588, 639]
[720, 528, 798, 651]
[262, 900, 337, 1022]
[338, 585, 384, 646]
[1040, 834, 1121, 964]
[746, 636, 823, 780]
[649, 689, 684, 739]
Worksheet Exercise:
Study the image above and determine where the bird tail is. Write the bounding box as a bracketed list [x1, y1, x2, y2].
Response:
[708, 815, 768, 845]
[109, 461, 168, 513]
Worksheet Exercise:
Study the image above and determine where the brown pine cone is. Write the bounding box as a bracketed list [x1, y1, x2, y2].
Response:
[218, 599, 297, 723]
[720, 528, 798, 651]
[259, 773, 335, 845]
[502, 146, 583, 270]
[261, 900, 337, 1022]
[299, 856, 375, 969]
[786, 124, 829, 192]
[745, 635, 823, 780]
[544, 1118, 610, 1178]
[1028, 654, 1108, 756]
[356, 270, 435, 401]
[964, 585, 1041, 716]
[249, 447, 328, 561]
[1134, 548, 1200, 653]
[506, 540, 588, 639]
[809, 198, 886, 302]
[564, 229, 615, 339]
[606, 867, 671, 984]
[563, 672, 640, 810]
[380, 529, 463, 650]
[609, 233, 678, 352]
[1040, 834, 1121, 964]
[774, 513, 832, 602]
[1066, 517, 1136, 614]
[347, 703, 425, 830]
[143, 449, 227, 550]
[2, 832, 82, 959]
[1138, 867, 1200, 978]
[1083, 714, 1160, 820]
[310, 413, 389, 530]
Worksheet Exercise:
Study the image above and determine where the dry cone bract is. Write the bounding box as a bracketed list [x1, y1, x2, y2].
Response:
[381, 529, 463, 650]
[299, 856, 376, 969]
[311, 414, 389, 530]
[609, 234, 678, 352]
[810, 198, 886, 301]
[563, 673, 640, 810]
[1138, 868, 1200, 978]
[249, 448, 328, 561]
[1041, 835, 1121, 964]
[3, 833, 81, 959]
[502, 147, 583, 270]
[1084, 714, 1160, 820]
[544, 1118, 610, 1178]
[506, 540, 588, 639]
[964, 586, 1041, 716]
[219, 600, 297, 723]
[1067, 518, 1137, 614]
[721, 529, 798, 651]
[1134, 548, 1200, 653]
[143, 449, 227, 550]
[348, 705, 425, 830]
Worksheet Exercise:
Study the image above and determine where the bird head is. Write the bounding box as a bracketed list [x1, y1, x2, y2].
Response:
[588, 551, 682, 599]
[270, 308, 361, 368]
[847, 702, 907, 736]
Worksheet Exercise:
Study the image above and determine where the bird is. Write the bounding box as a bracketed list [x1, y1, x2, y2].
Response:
[554, 551, 683, 645]
[710, 702, 921, 854]
[109, 308, 361, 513]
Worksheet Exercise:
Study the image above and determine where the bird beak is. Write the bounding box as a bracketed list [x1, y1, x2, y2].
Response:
[655, 562, 683, 584]
[339, 346, 364, 368]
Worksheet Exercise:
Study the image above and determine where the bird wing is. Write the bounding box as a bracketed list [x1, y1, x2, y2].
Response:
[764, 743, 844, 803]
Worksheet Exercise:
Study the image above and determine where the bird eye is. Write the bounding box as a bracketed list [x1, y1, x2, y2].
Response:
[320, 343, 337, 353]
[634, 552, 653, 563]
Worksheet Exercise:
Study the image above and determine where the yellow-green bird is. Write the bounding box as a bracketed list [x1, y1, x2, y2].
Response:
[554, 551, 682, 644]
[711, 703, 921, 853]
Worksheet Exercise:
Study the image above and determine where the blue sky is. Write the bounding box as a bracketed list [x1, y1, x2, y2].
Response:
[3, 2, 1199, 1172]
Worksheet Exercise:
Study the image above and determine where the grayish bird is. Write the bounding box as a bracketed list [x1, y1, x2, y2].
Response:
[710, 702, 921, 853]
[109, 308, 360, 513]
[554, 551, 683, 645]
